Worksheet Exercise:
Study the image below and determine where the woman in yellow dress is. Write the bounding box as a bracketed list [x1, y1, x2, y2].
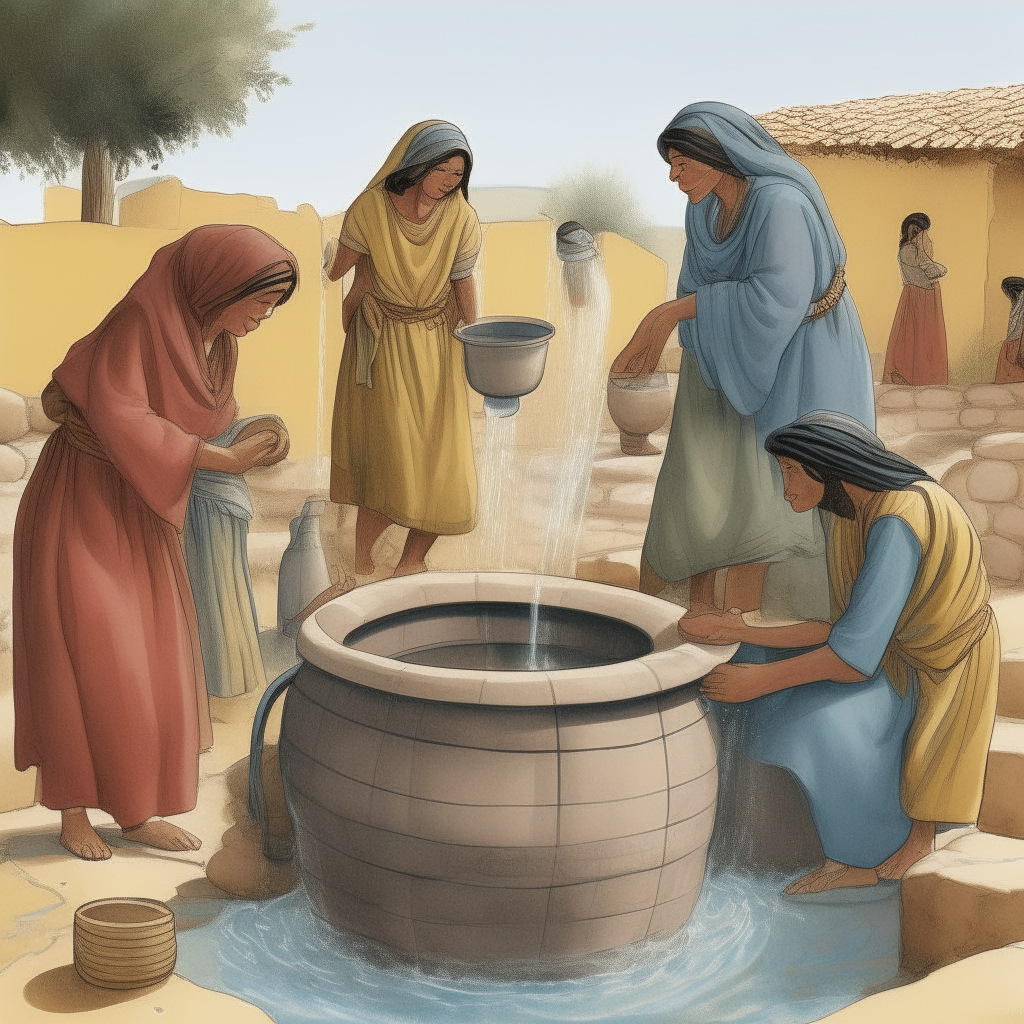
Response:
[325, 121, 481, 578]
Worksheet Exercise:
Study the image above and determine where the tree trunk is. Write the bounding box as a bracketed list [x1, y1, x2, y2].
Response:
[81, 137, 115, 224]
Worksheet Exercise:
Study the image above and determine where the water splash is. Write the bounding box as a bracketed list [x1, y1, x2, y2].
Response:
[174, 869, 905, 1024]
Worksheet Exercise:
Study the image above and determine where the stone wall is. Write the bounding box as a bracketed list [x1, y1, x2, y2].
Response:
[875, 381, 1024, 438]
[942, 433, 1024, 584]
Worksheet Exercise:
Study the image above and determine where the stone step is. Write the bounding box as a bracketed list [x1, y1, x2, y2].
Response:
[900, 830, 1024, 975]
[978, 717, 1024, 840]
[998, 649, 1024, 720]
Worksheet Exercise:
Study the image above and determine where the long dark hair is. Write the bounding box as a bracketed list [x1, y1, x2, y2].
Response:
[899, 212, 930, 249]
[765, 420, 932, 520]
[384, 148, 472, 199]
[657, 126, 744, 178]
[1002, 276, 1024, 303]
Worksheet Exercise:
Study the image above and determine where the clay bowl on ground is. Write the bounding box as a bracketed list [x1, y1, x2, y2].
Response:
[73, 897, 176, 990]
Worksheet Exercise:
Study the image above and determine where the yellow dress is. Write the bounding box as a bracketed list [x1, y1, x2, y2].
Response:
[828, 481, 1000, 822]
[330, 123, 482, 534]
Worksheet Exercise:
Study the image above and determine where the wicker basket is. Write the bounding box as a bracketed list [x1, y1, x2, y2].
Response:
[73, 898, 176, 990]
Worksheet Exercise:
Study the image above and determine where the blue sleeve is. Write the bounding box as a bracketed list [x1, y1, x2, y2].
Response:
[689, 194, 817, 417]
[828, 516, 922, 677]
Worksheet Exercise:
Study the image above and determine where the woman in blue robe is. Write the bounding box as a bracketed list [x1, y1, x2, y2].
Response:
[613, 102, 874, 617]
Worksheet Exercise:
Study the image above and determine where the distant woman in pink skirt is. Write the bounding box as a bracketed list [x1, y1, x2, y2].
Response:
[882, 213, 948, 386]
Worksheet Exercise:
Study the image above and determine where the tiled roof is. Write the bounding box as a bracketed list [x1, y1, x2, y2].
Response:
[757, 85, 1024, 153]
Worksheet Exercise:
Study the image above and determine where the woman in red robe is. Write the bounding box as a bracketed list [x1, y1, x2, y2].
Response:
[13, 225, 298, 860]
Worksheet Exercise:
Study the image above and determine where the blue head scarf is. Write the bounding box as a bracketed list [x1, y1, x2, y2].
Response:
[399, 122, 473, 175]
[660, 102, 845, 267]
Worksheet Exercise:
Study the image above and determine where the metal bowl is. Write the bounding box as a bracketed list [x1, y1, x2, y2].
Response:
[455, 316, 555, 399]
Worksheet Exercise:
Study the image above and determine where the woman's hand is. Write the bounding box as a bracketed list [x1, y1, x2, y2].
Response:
[229, 431, 280, 471]
[678, 608, 747, 645]
[199, 431, 279, 474]
[610, 294, 696, 379]
[700, 663, 775, 703]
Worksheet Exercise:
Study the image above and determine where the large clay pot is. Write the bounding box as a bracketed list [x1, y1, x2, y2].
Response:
[73, 898, 176, 990]
[256, 572, 736, 966]
[607, 373, 673, 456]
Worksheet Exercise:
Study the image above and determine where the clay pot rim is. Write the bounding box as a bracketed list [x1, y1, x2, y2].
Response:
[298, 571, 737, 707]
[74, 897, 174, 929]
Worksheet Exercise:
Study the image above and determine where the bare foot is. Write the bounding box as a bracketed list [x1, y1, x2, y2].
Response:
[120, 820, 202, 852]
[392, 560, 427, 578]
[784, 859, 878, 895]
[355, 555, 375, 575]
[877, 820, 935, 879]
[60, 808, 111, 861]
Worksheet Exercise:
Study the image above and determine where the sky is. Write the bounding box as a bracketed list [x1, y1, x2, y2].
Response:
[2, 0, 1023, 227]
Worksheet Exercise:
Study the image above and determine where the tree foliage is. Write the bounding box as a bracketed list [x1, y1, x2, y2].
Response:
[541, 166, 654, 250]
[0, 0, 308, 182]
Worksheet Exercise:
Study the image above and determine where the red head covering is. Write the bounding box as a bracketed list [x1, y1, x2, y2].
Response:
[52, 224, 298, 529]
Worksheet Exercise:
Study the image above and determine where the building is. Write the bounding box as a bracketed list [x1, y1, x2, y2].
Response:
[758, 84, 1024, 382]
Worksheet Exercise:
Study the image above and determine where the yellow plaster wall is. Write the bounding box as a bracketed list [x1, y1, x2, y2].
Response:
[798, 153, 994, 375]
[600, 232, 667, 369]
[0, 222, 180, 393]
[43, 185, 81, 222]
[478, 220, 552, 320]
[985, 161, 1024, 356]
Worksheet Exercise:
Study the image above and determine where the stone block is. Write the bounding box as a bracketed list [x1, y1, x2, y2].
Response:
[973, 431, 1024, 462]
[998, 651, 1024, 720]
[916, 386, 964, 410]
[0, 388, 29, 444]
[959, 406, 997, 430]
[978, 719, 1024, 839]
[981, 535, 1024, 583]
[25, 396, 58, 434]
[876, 411, 920, 442]
[918, 409, 961, 432]
[966, 460, 1019, 503]
[900, 831, 1024, 974]
[993, 504, 1024, 545]
[996, 408, 1024, 431]
[876, 387, 916, 411]
[965, 384, 1017, 408]
[0, 445, 26, 483]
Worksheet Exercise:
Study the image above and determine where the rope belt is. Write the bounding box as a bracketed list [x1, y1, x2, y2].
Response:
[367, 292, 453, 332]
[41, 380, 109, 462]
[801, 265, 846, 325]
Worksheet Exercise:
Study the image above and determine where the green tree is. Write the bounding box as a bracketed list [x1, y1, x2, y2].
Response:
[0, 0, 309, 223]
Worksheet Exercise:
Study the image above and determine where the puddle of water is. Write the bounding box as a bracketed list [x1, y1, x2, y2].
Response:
[175, 869, 905, 1024]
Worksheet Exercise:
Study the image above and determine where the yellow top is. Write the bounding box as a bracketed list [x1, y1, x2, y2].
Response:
[329, 123, 481, 535]
[828, 481, 1000, 822]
